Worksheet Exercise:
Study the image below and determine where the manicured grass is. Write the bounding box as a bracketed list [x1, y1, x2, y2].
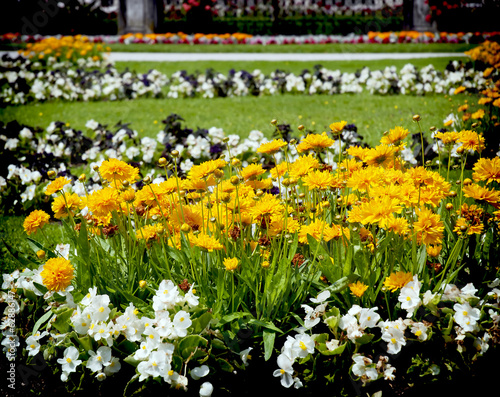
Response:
[106, 43, 475, 54]
[0, 93, 465, 147]
[115, 57, 468, 77]
[1, 42, 475, 54]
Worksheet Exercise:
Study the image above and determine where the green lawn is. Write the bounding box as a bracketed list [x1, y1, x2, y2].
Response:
[106, 43, 475, 54]
[0, 93, 465, 147]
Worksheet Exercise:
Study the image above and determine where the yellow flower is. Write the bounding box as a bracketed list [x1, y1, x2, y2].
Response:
[296, 132, 334, 153]
[301, 169, 336, 191]
[364, 144, 398, 167]
[383, 271, 413, 292]
[349, 281, 369, 297]
[256, 139, 287, 155]
[87, 187, 122, 217]
[426, 244, 442, 258]
[380, 126, 410, 146]
[413, 207, 444, 245]
[23, 210, 50, 235]
[223, 257, 239, 271]
[458, 130, 485, 152]
[454, 86, 466, 95]
[136, 224, 165, 241]
[289, 154, 319, 179]
[463, 183, 500, 205]
[329, 120, 348, 134]
[241, 163, 266, 181]
[471, 109, 485, 119]
[41, 257, 74, 292]
[189, 232, 223, 252]
[51, 192, 82, 219]
[99, 158, 139, 184]
[189, 158, 226, 180]
[472, 157, 500, 184]
[45, 176, 71, 196]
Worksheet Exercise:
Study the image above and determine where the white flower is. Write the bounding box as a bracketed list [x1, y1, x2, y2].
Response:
[453, 302, 480, 332]
[86, 346, 112, 373]
[57, 346, 82, 374]
[358, 307, 380, 328]
[55, 243, 71, 260]
[239, 347, 252, 366]
[199, 382, 214, 397]
[381, 324, 406, 354]
[352, 355, 378, 382]
[273, 353, 294, 388]
[191, 365, 209, 380]
[291, 333, 315, 358]
[310, 290, 330, 303]
[410, 322, 429, 341]
[19, 127, 33, 139]
[103, 357, 121, 375]
[5, 138, 19, 150]
[170, 310, 192, 339]
[25, 335, 41, 356]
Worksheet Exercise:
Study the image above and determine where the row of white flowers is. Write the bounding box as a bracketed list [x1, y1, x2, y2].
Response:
[274, 277, 500, 389]
[1, 55, 491, 104]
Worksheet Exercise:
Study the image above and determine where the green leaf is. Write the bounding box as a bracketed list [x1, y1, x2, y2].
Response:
[216, 357, 234, 372]
[355, 333, 375, 345]
[32, 310, 54, 335]
[263, 330, 275, 361]
[247, 319, 282, 333]
[178, 335, 208, 360]
[51, 307, 73, 334]
[325, 274, 359, 294]
[1, 238, 37, 268]
[216, 311, 252, 327]
[75, 335, 93, 352]
[190, 312, 213, 334]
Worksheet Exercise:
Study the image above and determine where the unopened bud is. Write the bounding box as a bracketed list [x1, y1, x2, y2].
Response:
[412, 114, 421, 122]
[78, 173, 86, 183]
[158, 157, 167, 166]
[139, 280, 147, 289]
[36, 250, 46, 260]
[47, 170, 56, 179]
[170, 150, 179, 158]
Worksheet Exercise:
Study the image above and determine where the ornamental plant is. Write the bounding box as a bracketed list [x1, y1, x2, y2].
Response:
[1, 115, 499, 395]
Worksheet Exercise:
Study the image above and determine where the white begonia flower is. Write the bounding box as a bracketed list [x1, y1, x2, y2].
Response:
[453, 302, 480, 332]
[410, 322, 429, 341]
[57, 346, 82, 374]
[459, 283, 478, 300]
[95, 372, 106, 381]
[25, 335, 41, 356]
[352, 355, 378, 382]
[292, 333, 315, 358]
[170, 310, 192, 339]
[89, 295, 111, 322]
[358, 307, 380, 329]
[103, 357, 121, 375]
[310, 290, 330, 303]
[199, 382, 214, 397]
[473, 333, 490, 356]
[273, 353, 294, 388]
[86, 346, 112, 373]
[381, 324, 406, 354]
[384, 365, 396, 381]
[239, 347, 252, 366]
[398, 277, 422, 318]
[191, 365, 210, 380]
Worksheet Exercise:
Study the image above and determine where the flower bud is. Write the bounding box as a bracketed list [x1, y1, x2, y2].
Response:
[270, 119, 277, 126]
[143, 176, 151, 184]
[158, 157, 167, 166]
[298, 125, 304, 131]
[170, 150, 179, 158]
[36, 250, 46, 260]
[231, 158, 241, 167]
[180, 223, 191, 233]
[230, 176, 240, 186]
[139, 280, 147, 289]
[412, 114, 421, 122]
[78, 173, 86, 183]
[214, 169, 224, 179]
[445, 203, 453, 210]
[47, 170, 56, 179]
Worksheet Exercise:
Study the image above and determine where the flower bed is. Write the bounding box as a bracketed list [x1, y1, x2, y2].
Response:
[2, 118, 500, 395]
[1, 55, 493, 105]
[2, 31, 499, 46]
